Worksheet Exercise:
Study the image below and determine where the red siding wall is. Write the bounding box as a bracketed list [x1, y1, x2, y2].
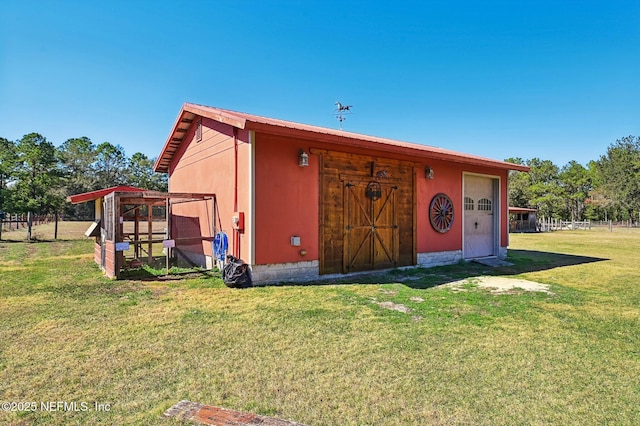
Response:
[254, 134, 319, 265]
[252, 134, 510, 266]
[416, 158, 463, 253]
[168, 117, 252, 261]
[417, 161, 509, 252]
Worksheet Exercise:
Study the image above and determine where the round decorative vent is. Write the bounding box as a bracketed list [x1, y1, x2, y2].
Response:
[429, 193, 454, 233]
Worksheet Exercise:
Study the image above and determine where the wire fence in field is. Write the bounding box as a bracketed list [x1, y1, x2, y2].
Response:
[537, 217, 639, 232]
[0, 214, 55, 231]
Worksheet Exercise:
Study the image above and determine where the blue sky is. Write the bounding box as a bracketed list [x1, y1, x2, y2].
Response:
[1, 1, 638, 167]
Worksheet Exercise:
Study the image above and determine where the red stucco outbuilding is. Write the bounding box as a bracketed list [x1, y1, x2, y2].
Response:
[154, 103, 529, 284]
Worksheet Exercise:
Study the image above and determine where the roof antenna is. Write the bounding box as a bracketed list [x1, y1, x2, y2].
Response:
[334, 101, 352, 130]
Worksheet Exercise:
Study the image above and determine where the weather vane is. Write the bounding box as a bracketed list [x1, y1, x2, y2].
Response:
[334, 101, 352, 130]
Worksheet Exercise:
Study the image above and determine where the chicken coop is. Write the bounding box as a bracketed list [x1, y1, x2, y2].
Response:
[68, 186, 217, 278]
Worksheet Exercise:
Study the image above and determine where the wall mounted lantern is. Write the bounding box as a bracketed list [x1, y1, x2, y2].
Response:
[425, 165, 434, 179]
[299, 149, 309, 167]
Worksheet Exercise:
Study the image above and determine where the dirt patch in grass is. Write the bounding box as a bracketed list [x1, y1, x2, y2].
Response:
[370, 290, 413, 314]
[445, 276, 553, 294]
[376, 300, 411, 313]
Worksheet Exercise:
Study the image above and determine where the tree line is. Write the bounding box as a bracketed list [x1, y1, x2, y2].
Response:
[508, 135, 640, 223]
[2, 132, 639, 238]
[0, 133, 167, 238]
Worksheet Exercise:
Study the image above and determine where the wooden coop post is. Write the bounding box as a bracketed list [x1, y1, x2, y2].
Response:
[115, 194, 123, 279]
[147, 202, 153, 265]
[166, 197, 171, 273]
[134, 206, 140, 259]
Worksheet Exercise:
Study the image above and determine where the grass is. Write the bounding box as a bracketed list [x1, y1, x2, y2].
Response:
[1, 223, 640, 425]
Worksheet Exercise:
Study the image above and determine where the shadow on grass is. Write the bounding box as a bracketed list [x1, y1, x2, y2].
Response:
[505, 249, 607, 273]
[119, 266, 220, 282]
[271, 249, 608, 290]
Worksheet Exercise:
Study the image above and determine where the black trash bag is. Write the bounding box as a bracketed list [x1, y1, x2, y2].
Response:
[222, 255, 252, 288]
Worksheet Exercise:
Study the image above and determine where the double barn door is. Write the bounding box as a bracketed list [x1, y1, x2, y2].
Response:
[343, 179, 399, 272]
[320, 151, 415, 275]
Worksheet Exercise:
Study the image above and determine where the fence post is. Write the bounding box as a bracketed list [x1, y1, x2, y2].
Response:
[27, 212, 33, 241]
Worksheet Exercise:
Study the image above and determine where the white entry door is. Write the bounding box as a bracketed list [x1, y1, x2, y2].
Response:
[464, 175, 496, 258]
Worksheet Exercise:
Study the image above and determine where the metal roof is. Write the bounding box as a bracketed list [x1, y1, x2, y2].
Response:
[154, 102, 530, 173]
[509, 207, 538, 213]
[67, 186, 145, 204]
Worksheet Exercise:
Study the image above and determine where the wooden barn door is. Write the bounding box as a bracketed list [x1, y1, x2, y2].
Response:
[344, 180, 399, 273]
[319, 150, 415, 275]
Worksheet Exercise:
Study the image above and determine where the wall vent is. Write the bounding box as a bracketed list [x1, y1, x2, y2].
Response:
[196, 118, 202, 142]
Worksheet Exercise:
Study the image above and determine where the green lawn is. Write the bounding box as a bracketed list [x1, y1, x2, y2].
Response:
[1, 224, 639, 425]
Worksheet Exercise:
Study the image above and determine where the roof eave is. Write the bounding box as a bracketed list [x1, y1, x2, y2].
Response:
[154, 105, 192, 173]
[184, 103, 247, 129]
[244, 121, 531, 172]
[154, 103, 248, 173]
